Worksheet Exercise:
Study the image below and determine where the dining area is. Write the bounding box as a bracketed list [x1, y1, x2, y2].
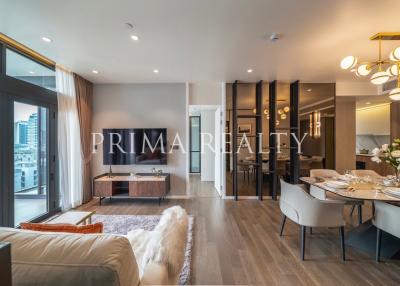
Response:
[279, 167, 400, 262]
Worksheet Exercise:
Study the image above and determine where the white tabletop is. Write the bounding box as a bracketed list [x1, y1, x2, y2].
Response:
[300, 177, 400, 202]
[95, 175, 167, 182]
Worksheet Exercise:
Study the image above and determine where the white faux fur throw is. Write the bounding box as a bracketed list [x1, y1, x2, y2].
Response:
[127, 206, 189, 283]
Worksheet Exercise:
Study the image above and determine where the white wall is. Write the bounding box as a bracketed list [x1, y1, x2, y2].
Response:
[92, 83, 187, 195]
[189, 82, 223, 105]
[200, 110, 215, 181]
[336, 82, 378, 96]
[356, 104, 391, 135]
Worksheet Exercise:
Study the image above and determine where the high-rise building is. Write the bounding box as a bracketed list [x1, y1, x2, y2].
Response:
[14, 121, 28, 145]
[27, 112, 38, 147]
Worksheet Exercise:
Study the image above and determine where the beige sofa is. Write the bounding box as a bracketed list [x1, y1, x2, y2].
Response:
[0, 206, 188, 286]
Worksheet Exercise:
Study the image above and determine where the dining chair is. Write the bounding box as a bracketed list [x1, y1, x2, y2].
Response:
[351, 169, 382, 179]
[309, 169, 364, 225]
[279, 179, 346, 261]
[373, 201, 400, 262]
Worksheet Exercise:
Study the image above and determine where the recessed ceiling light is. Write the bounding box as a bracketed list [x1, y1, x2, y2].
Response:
[307, 88, 312, 92]
[247, 69, 253, 73]
[366, 101, 371, 105]
[41, 36, 52, 43]
[92, 70, 99, 74]
[153, 69, 159, 74]
[131, 35, 139, 41]
[29, 71, 35, 75]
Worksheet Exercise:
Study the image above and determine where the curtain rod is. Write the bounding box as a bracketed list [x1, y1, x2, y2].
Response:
[0, 33, 56, 68]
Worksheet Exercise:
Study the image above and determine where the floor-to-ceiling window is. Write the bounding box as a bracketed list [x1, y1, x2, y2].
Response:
[0, 41, 58, 227]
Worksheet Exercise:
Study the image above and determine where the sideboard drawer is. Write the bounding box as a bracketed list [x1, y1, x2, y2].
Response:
[94, 181, 114, 197]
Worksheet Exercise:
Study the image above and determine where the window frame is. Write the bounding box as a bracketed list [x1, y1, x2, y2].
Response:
[0, 41, 59, 227]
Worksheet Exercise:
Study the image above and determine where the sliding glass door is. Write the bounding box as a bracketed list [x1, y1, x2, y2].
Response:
[0, 42, 59, 227]
[14, 102, 49, 226]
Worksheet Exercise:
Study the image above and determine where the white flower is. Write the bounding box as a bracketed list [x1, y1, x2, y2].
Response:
[382, 144, 389, 151]
[391, 150, 400, 158]
[371, 156, 382, 163]
[372, 148, 381, 156]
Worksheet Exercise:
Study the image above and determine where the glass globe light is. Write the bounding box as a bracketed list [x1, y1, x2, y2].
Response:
[252, 108, 257, 114]
[390, 47, 400, 61]
[340, 56, 357, 70]
[264, 109, 268, 115]
[387, 64, 399, 76]
[278, 109, 283, 115]
[389, 88, 400, 101]
[370, 71, 390, 85]
[276, 120, 279, 126]
[357, 64, 371, 76]
[280, 114, 287, 120]
[283, 106, 290, 113]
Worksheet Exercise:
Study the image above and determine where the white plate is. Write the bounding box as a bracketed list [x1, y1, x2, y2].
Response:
[325, 181, 349, 189]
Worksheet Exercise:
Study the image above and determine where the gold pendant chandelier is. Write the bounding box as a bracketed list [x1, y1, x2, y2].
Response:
[340, 32, 400, 101]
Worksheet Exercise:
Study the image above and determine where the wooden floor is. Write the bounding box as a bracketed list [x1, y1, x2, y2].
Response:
[79, 179, 400, 285]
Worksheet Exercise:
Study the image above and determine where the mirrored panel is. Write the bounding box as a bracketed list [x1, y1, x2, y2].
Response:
[299, 83, 335, 176]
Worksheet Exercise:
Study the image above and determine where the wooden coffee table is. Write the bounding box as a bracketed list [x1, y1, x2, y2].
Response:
[46, 211, 96, 225]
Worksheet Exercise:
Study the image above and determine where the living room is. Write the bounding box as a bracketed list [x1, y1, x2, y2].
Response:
[1, 1, 400, 285]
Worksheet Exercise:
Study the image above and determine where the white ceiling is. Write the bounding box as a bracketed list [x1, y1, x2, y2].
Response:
[1, 0, 400, 84]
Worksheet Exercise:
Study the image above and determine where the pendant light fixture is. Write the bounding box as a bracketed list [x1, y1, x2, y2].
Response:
[390, 63, 400, 101]
[340, 32, 400, 99]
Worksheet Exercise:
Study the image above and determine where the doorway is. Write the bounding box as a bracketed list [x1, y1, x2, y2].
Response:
[188, 105, 222, 197]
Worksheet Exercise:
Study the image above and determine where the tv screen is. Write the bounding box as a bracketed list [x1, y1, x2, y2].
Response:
[103, 128, 167, 165]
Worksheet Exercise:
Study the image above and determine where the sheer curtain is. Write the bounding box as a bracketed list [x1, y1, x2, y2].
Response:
[56, 66, 83, 210]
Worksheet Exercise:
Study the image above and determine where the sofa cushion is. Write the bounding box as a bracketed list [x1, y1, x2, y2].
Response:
[0, 227, 140, 286]
[20, 222, 103, 234]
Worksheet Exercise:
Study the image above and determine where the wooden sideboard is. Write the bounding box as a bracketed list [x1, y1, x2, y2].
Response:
[356, 154, 394, 176]
[93, 173, 170, 205]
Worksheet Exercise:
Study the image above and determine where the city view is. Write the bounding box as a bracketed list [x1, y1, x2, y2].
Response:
[14, 102, 48, 225]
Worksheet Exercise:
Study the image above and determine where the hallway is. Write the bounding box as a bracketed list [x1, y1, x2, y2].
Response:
[187, 174, 220, 198]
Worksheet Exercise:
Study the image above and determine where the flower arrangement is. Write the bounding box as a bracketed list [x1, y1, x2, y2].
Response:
[371, 139, 400, 180]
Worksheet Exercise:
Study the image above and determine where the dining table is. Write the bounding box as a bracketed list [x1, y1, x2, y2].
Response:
[300, 176, 400, 259]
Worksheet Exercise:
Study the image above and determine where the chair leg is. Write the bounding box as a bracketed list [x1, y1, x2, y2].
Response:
[358, 205, 363, 225]
[339, 226, 346, 261]
[310, 227, 313, 235]
[376, 228, 382, 262]
[350, 205, 355, 216]
[301, 226, 306, 261]
[279, 215, 286, 236]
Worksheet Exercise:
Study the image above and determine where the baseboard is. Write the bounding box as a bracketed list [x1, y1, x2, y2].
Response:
[223, 196, 274, 200]
[166, 195, 191, 199]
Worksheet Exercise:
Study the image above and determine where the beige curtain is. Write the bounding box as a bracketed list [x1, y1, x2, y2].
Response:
[74, 74, 93, 203]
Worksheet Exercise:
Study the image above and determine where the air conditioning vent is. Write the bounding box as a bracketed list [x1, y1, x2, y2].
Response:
[379, 78, 397, 95]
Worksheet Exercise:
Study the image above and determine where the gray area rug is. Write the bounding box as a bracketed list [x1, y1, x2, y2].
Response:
[92, 214, 194, 285]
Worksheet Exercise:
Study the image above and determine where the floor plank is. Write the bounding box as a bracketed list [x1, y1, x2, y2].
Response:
[79, 176, 400, 285]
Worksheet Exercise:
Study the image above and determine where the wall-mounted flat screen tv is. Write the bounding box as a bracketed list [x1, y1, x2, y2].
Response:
[103, 128, 167, 165]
